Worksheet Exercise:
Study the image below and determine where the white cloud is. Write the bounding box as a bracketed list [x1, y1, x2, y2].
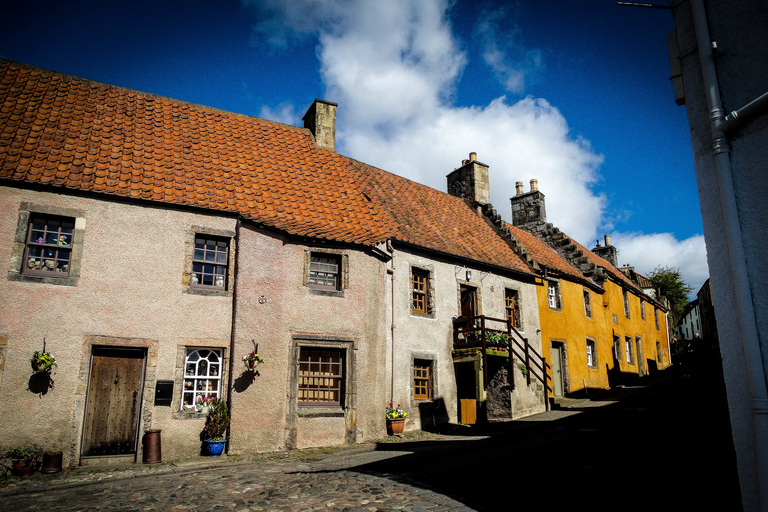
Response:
[243, 0, 707, 281]
[475, 6, 544, 94]
[611, 232, 709, 295]
[258, 102, 302, 126]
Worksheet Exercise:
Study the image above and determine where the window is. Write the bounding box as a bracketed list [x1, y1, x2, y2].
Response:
[505, 289, 521, 329]
[191, 236, 229, 289]
[640, 300, 646, 321]
[625, 336, 634, 365]
[583, 289, 592, 318]
[414, 359, 432, 400]
[309, 253, 341, 291]
[547, 280, 562, 310]
[586, 338, 597, 369]
[182, 349, 222, 411]
[655, 309, 660, 330]
[23, 214, 74, 277]
[412, 268, 430, 315]
[612, 313, 618, 325]
[623, 290, 630, 318]
[656, 341, 663, 363]
[613, 335, 622, 361]
[298, 348, 344, 407]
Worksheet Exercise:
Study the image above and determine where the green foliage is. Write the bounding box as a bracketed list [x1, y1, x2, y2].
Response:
[2, 444, 43, 463]
[518, 364, 529, 378]
[31, 351, 56, 372]
[466, 329, 510, 346]
[201, 398, 230, 441]
[649, 266, 694, 325]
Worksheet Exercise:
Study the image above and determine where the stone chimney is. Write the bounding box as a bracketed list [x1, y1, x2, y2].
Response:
[592, 234, 619, 268]
[302, 99, 337, 151]
[447, 152, 490, 208]
[510, 179, 547, 232]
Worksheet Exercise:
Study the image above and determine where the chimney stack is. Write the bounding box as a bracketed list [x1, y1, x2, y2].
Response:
[303, 99, 337, 151]
[592, 234, 619, 268]
[447, 152, 490, 207]
[510, 178, 547, 231]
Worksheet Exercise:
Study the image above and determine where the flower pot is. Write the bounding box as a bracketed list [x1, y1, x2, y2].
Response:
[31, 361, 46, 372]
[200, 405, 210, 415]
[41, 452, 63, 474]
[248, 359, 256, 369]
[203, 439, 226, 457]
[142, 430, 162, 464]
[11, 459, 34, 477]
[386, 418, 405, 436]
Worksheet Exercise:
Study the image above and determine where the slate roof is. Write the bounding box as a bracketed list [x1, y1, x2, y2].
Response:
[0, 60, 535, 276]
[504, 224, 585, 280]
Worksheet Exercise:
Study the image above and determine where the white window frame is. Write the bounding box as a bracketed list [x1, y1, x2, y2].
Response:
[586, 338, 597, 369]
[547, 280, 562, 310]
[182, 348, 223, 411]
[583, 289, 592, 318]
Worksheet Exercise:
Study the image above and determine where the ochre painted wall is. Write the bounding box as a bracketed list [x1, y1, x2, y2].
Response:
[538, 275, 670, 397]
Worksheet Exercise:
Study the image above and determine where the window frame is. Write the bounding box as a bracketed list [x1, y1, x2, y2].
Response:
[655, 309, 660, 330]
[184, 226, 235, 296]
[181, 348, 224, 412]
[623, 289, 631, 319]
[625, 336, 634, 365]
[613, 335, 622, 361]
[547, 280, 562, 310]
[505, 288, 522, 330]
[583, 289, 592, 318]
[22, 214, 75, 278]
[10, 204, 85, 286]
[411, 266, 433, 316]
[413, 358, 433, 401]
[640, 300, 646, 321]
[586, 338, 598, 369]
[190, 235, 230, 291]
[308, 252, 341, 291]
[298, 347, 346, 408]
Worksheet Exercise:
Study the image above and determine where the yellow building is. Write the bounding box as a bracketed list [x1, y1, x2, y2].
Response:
[507, 182, 671, 398]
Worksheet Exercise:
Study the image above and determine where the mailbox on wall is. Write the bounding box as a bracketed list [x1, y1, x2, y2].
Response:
[154, 380, 174, 406]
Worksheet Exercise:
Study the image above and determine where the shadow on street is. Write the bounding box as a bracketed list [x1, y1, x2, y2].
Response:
[336, 367, 741, 511]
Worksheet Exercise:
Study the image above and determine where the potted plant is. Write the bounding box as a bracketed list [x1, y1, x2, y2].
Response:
[30, 350, 56, 373]
[385, 403, 407, 436]
[2, 444, 43, 476]
[201, 398, 230, 456]
[242, 351, 264, 369]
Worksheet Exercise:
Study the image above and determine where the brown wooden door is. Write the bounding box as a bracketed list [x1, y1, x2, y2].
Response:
[82, 347, 145, 456]
[460, 285, 477, 320]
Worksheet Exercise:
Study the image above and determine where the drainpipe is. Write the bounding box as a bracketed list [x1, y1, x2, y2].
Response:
[690, 1, 768, 508]
[226, 217, 242, 451]
[386, 239, 396, 404]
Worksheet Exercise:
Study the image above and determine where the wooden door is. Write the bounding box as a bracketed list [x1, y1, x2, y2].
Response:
[460, 286, 477, 320]
[82, 347, 146, 457]
[551, 343, 564, 396]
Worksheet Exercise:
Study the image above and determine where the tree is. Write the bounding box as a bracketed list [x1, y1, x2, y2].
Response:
[648, 266, 694, 327]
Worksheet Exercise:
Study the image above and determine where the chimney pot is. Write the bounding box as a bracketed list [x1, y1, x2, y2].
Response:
[604, 234, 611, 247]
[530, 179, 538, 192]
[462, 159, 469, 166]
[515, 181, 524, 196]
[469, 152, 477, 162]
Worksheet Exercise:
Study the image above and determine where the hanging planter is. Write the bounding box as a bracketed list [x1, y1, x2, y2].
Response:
[30, 350, 56, 373]
[242, 351, 264, 370]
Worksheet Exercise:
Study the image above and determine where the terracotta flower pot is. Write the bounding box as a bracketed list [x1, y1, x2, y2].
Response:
[386, 418, 405, 436]
[11, 459, 34, 477]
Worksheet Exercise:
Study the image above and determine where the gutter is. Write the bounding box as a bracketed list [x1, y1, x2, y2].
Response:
[690, 1, 768, 508]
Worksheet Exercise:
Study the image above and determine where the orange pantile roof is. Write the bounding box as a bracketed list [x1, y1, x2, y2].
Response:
[571, 238, 640, 291]
[350, 159, 534, 275]
[505, 224, 584, 280]
[0, 60, 389, 245]
[0, 60, 535, 277]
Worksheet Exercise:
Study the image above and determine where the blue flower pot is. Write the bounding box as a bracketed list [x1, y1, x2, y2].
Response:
[203, 439, 226, 457]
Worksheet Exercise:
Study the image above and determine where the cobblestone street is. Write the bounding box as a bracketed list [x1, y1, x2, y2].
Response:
[0, 372, 742, 511]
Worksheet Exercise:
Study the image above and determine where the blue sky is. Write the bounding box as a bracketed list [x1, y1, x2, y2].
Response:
[0, 0, 707, 293]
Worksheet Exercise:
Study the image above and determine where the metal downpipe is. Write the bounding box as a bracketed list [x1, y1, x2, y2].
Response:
[691, 1, 768, 509]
